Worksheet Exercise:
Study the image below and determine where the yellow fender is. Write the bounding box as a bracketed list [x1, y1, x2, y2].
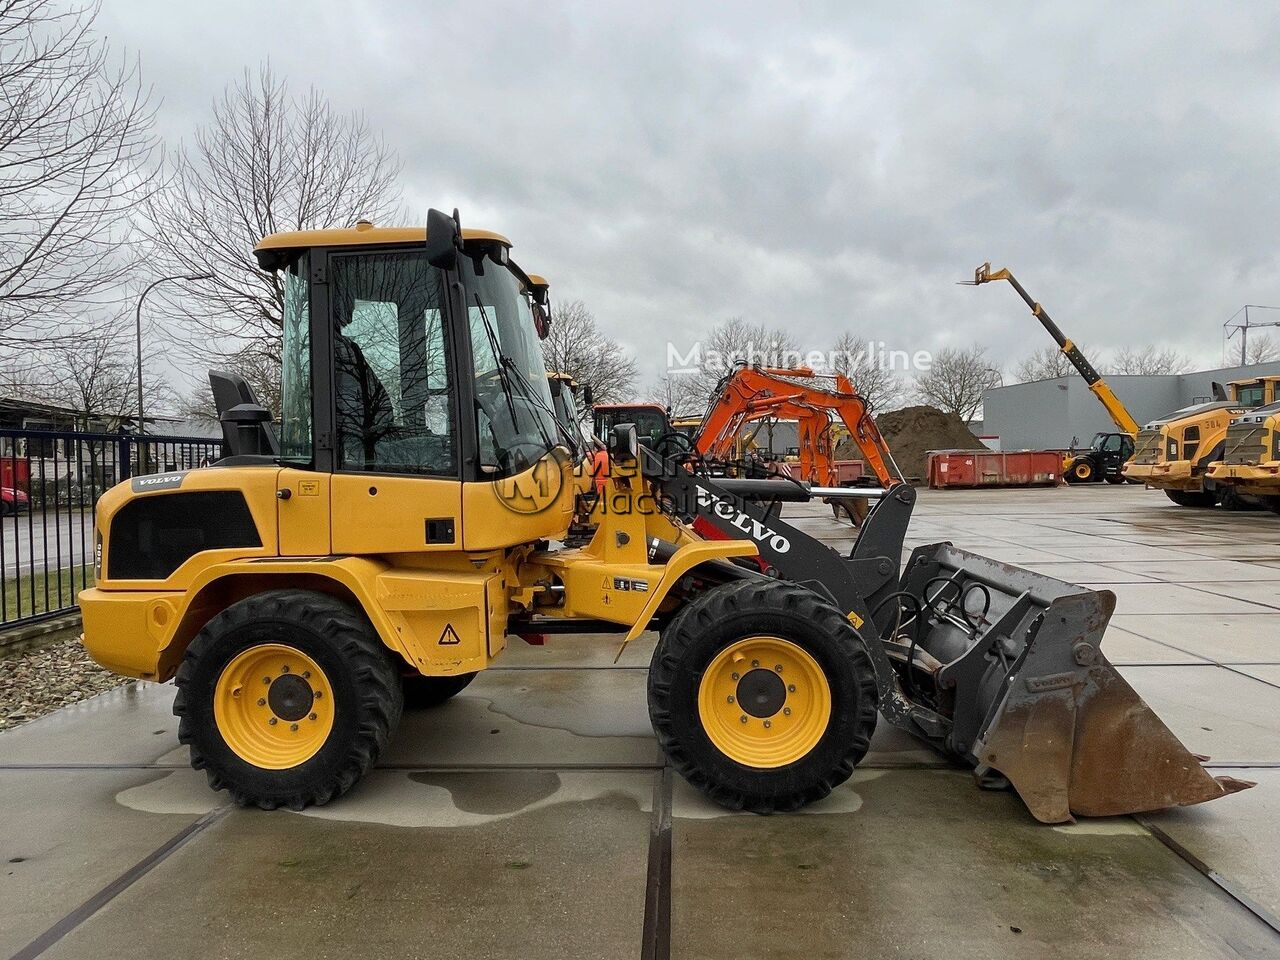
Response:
[616, 539, 759, 653]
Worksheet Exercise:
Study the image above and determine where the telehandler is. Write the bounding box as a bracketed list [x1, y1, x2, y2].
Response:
[79, 212, 1249, 821]
[968, 264, 1138, 484]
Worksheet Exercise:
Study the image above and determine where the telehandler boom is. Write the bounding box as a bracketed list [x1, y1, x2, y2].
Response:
[968, 263, 1139, 484]
[78, 212, 1249, 821]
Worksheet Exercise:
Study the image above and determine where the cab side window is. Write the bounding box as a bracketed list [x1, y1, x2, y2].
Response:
[332, 252, 455, 476]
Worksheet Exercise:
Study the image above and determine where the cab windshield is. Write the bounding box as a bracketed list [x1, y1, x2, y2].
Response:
[550, 379, 583, 453]
[461, 251, 559, 476]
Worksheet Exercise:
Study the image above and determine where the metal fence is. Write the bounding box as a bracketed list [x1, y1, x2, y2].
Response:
[0, 427, 222, 629]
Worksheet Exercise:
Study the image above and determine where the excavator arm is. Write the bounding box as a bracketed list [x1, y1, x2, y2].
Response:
[969, 263, 1140, 437]
[693, 365, 901, 487]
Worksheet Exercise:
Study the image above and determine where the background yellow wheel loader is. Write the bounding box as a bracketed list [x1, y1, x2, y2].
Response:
[1125, 377, 1280, 508]
[78, 211, 1250, 821]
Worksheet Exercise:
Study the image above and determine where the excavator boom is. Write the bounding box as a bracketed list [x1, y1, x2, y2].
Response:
[694, 364, 900, 488]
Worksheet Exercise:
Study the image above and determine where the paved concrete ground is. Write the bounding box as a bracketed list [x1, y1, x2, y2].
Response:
[2, 484, 1279, 958]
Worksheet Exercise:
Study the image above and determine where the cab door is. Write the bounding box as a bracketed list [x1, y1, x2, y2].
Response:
[323, 248, 463, 555]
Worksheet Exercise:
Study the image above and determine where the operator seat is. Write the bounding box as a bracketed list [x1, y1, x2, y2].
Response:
[334, 335, 394, 468]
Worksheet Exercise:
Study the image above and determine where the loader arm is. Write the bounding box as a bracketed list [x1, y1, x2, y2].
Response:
[642, 450, 1251, 822]
[969, 263, 1140, 437]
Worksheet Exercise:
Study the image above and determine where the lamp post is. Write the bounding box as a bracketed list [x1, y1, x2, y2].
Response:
[135, 273, 213, 474]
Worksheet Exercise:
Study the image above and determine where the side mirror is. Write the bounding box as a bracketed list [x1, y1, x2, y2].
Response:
[1211, 381, 1227, 401]
[610, 423, 638, 463]
[425, 207, 461, 270]
[581, 383, 593, 407]
[532, 302, 551, 340]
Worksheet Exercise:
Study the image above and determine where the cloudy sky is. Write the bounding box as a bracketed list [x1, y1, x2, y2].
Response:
[101, 1, 1280, 391]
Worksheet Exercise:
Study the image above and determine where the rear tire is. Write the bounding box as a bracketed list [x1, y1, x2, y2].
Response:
[174, 589, 403, 810]
[402, 672, 476, 708]
[648, 580, 878, 813]
[1164, 489, 1218, 508]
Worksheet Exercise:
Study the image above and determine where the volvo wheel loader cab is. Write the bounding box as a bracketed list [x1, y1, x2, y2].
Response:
[593, 402, 672, 449]
[1206, 400, 1280, 513]
[1122, 377, 1279, 507]
[79, 210, 1250, 821]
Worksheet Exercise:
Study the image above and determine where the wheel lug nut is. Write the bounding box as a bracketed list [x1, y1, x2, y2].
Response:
[740, 715, 748, 724]
[774, 665, 783, 673]
[281, 665, 290, 673]
[309, 713, 317, 721]
[290, 723, 299, 732]
[751, 660, 759, 668]
[314, 690, 323, 699]
[303, 671, 311, 679]
[257, 698, 266, 706]
[263, 677, 271, 684]
[731, 672, 739, 681]
[788, 684, 796, 693]
[726, 695, 734, 704]
[764, 720, 772, 729]
[783, 707, 792, 716]
[268, 717, 277, 726]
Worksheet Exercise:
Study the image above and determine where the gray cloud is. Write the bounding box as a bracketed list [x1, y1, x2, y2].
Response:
[102, 0, 1280, 388]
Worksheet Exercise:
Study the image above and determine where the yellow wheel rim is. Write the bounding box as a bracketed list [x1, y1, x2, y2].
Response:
[213, 644, 334, 769]
[697, 636, 832, 768]
[1076, 462, 1092, 479]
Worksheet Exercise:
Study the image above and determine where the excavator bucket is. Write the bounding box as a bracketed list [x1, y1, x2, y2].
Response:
[898, 543, 1254, 823]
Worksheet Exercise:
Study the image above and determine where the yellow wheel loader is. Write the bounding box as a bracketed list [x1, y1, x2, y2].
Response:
[78, 212, 1250, 821]
[1206, 400, 1280, 513]
[1123, 376, 1280, 508]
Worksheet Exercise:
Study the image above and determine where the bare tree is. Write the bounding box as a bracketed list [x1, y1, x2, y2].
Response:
[0, 0, 158, 347]
[143, 63, 402, 410]
[36, 318, 176, 427]
[1012, 345, 1076, 382]
[660, 317, 803, 418]
[1244, 333, 1280, 365]
[1107, 345, 1189, 376]
[831, 332, 903, 411]
[539, 300, 637, 407]
[914, 345, 1003, 422]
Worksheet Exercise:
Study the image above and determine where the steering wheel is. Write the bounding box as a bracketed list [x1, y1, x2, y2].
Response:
[653, 431, 694, 459]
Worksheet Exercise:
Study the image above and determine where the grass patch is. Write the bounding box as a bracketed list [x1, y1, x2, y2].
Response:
[2, 565, 91, 624]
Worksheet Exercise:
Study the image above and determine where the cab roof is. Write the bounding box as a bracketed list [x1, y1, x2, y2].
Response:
[254, 223, 511, 271]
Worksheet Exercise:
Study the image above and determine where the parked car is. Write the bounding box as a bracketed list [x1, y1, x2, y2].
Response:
[1, 486, 30, 515]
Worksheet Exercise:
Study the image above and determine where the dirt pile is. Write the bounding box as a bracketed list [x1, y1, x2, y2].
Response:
[837, 405, 986, 482]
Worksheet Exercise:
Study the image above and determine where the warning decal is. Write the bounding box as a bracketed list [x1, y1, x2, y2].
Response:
[438, 624, 461, 645]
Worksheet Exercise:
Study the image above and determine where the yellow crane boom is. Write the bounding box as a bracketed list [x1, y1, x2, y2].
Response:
[969, 263, 1140, 437]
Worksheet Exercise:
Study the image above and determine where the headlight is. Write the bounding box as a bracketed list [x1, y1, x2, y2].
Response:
[1165, 437, 1178, 460]
[94, 529, 103, 581]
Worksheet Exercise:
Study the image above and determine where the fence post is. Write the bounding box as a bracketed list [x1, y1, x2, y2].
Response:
[118, 429, 131, 481]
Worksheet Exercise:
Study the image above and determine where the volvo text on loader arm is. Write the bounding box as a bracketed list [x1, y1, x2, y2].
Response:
[78, 211, 1250, 822]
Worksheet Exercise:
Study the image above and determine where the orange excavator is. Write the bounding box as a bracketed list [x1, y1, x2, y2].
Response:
[691, 364, 902, 522]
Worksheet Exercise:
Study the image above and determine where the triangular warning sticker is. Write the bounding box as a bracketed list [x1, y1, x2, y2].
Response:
[438, 623, 461, 645]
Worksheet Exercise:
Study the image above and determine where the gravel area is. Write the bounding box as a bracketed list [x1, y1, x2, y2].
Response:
[0, 638, 131, 731]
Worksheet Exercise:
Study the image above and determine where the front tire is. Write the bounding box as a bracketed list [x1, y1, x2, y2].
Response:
[1164, 488, 1217, 508]
[1065, 459, 1095, 484]
[402, 672, 476, 708]
[174, 589, 403, 810]
[648, 580, 878, 813]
